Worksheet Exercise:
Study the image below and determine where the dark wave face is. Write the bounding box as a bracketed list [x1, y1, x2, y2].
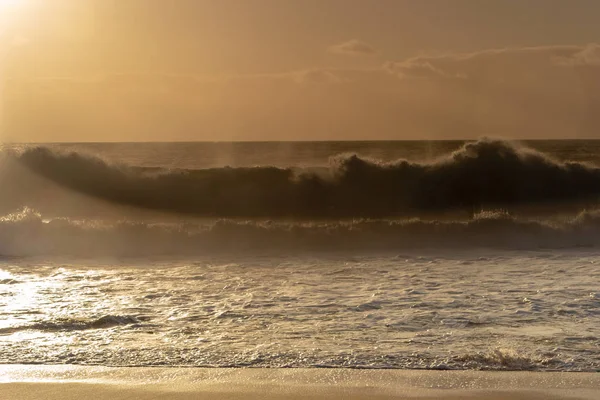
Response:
[3, 138, 600, 219]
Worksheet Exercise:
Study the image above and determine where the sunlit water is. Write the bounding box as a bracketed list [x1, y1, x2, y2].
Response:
[1, 251, 598, 370]
[1, 140, 600, 371]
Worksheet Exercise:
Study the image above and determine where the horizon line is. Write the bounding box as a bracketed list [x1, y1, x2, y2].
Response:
[2, 137, 600, 144]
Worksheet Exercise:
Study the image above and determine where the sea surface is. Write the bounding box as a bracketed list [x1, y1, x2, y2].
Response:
[0, 139, 599, 371]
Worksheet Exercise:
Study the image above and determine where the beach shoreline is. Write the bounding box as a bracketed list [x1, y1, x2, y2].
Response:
[1, 365, 598, 399]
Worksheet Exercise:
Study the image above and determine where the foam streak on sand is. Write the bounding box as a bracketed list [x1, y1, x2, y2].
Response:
[0, 366, 599, 400]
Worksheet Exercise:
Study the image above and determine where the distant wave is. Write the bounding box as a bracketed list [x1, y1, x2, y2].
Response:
[2, 207, 600, 256]
[3, 138, 600, 218]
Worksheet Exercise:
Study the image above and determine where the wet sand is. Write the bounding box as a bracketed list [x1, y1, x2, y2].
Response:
[0, 365, 598, 399]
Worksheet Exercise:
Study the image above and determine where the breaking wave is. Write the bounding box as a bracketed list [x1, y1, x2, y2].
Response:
[1, 137, 600, 255]
[3, 207, 600, 256]
[453, 348, 562, 371]
[2, 138, 600, 218]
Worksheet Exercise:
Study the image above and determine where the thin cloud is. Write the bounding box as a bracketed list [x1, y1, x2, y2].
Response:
[329, 39, 377, 56]
[553, 43, 600, 67]
[385, 60, 461, 80]
[386, 44, 600, 80]
[7, 44, 600, 141]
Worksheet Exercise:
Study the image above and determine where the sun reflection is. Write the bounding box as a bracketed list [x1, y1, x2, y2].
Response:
[0, 268, 53, 331]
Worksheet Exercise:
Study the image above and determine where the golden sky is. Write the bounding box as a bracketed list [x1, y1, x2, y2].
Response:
[2, 0, 600, 141]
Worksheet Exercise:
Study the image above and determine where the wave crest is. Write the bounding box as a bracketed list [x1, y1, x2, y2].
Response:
[1, 207, 600, 255]
[2, 138, 600, 218]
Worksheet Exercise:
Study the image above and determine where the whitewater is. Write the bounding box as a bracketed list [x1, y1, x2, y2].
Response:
[0, 138, 599, 371]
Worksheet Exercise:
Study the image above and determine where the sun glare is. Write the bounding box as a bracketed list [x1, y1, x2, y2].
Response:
[0, 0, 24, 20]
[0, 0, 22, 7]
[0, 0, 29, 31]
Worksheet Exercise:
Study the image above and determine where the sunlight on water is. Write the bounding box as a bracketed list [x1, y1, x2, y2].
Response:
[0, 268, 52, 330]
[0, 253, 598, 370]
[0, 140, 599, 372]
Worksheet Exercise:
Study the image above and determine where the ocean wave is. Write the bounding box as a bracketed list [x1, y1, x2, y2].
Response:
[453, 348, 562, 371]
[2, 207, 600, 255]
[2, 138, 600, 218]
[0, 315, 141, 335]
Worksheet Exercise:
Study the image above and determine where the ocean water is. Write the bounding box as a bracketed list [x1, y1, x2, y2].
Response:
[0, 138, 599, 371]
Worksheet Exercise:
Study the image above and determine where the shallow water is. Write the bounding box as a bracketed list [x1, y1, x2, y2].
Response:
[1, 250, 598, 370]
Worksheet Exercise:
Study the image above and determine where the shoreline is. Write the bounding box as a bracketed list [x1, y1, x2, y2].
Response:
[1, 365, 598, 399]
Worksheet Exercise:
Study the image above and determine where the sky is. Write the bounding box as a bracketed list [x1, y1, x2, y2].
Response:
[2, 0, 600, 142]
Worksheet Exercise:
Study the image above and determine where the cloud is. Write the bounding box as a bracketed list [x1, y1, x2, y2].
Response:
[385, 44, 600, 80]
[329, 39, 377, 56]
[385, 60, 462, 80]
[553, 43, 600, 67]
[6, 44, 600, 142]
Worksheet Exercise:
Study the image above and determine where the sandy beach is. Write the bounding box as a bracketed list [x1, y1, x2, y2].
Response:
[0, 365, 598, 400]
